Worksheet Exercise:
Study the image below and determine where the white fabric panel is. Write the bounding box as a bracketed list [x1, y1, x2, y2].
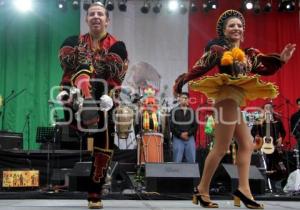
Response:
[80, 0, 188, 103]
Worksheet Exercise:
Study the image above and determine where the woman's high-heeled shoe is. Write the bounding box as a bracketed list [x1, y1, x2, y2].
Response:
[233, 189, 264, 209]
[192, 189, 219, 208]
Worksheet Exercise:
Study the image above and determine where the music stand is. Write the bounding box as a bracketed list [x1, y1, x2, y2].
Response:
[36, 127, 57, 144]
[36, 126, 60, 190]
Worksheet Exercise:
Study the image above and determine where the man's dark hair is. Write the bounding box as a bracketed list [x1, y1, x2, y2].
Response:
[181, 92, 189, 97]
[86, 2, 109, 18]
[263, 101, 273, 108]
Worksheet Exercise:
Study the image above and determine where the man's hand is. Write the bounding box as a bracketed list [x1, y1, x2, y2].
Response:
[173, 73, 186, 96]
[74, 73, 92, 99]
[276, 137, 282, 146]
[99, 94, 113, 111]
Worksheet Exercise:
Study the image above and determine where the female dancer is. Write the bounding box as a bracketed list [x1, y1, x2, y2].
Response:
[173, 10, 295, 209]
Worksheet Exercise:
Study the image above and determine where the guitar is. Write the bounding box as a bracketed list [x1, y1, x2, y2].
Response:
[261, 112, 275, 154]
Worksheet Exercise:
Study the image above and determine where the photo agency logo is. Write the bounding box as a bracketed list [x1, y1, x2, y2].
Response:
[49, 83, 265, 132]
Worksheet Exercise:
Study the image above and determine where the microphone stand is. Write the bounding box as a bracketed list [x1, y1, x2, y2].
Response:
[164, 101, 172, 161]
[1, 89, 26, 130]
[45, 102, 60, 192]
[291, 117, 300, 154]
[285, 98, 292, 150]
[22, 113, 31, 150]
[76, 131, 85, 162]
[291, 117, 300, 138]
[22, 112, 32, 168]
[279, 95, 296, 175]
[1, 91, 15, 130]
[278, 94, 298, 149]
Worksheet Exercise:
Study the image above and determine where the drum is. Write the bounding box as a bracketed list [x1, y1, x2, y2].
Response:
[115, 105, 134, 139]
[139, 133, 163, 164]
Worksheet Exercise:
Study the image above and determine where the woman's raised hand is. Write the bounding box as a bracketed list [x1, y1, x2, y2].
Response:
[280, 43, 296, 63]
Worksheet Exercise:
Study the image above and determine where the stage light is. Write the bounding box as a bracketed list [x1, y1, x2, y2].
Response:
[202, 2, 209, 12]
[118, 0, 127, 12]
[57, 0, 67, 10]
[208, 0, 218, 10]
[179, 2, 187, 14]
[141, 0, 151, 14]
[253, 0, 261, 13]
[72, 0, 79, 9]
[0, 0, 5, 7]
[263, 1, 272, 12]
[244, 0, 254, 10]
[168, 0, 179, 12]
[202, 0, 217, 12]
[83, 0, 91, 11]
[13, 0, 33, 12]
[106, 0, 114, 11]
[190, 1, 198, 12]
[152, 0, 162, 14]
[278, 0, 296, 12]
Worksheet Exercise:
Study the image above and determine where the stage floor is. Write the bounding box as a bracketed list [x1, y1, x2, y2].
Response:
[0, 200, 299, 210]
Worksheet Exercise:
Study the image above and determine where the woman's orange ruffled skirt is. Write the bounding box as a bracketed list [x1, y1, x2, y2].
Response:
[189, 73, 278, 106]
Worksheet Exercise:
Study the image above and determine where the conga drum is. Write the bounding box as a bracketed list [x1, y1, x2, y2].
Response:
[139, 133, 163, 164]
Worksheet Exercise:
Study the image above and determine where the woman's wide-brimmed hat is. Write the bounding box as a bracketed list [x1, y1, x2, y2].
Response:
[216, 10, 245, 37]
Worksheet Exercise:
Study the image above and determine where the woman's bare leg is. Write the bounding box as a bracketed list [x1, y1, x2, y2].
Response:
[198, 99, 239, 198]
[234, 111, 254, 197]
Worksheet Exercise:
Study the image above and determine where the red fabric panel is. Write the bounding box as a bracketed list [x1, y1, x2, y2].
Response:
[188, 0, 300, 150]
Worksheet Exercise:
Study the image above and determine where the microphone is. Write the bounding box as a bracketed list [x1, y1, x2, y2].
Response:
[26, 112, 31, 118]
[131, 94, 143, 103]
[3, 90, 16, 102]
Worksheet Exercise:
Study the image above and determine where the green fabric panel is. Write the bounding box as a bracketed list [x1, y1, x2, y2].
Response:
[0, 1, 80, 149]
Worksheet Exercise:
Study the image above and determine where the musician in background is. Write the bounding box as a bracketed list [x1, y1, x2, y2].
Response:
[141, 86, 160, 132]
[251, 102, 286, 147]
[291, 98, 300, 152]
[170, 92, 198, 163]
[251, 102, 286, 192]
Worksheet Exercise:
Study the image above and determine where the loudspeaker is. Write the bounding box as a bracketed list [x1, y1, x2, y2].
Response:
[68, 161, 133, 192]
[51, 168, 72, 185]
[212, 164, 265, 194]
[145, 163, 200, 193]
[68, 161, 92, 191]
[0, 131, 23, 150]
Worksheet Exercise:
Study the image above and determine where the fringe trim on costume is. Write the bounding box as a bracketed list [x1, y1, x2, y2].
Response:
[189, 73, 278, 106]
